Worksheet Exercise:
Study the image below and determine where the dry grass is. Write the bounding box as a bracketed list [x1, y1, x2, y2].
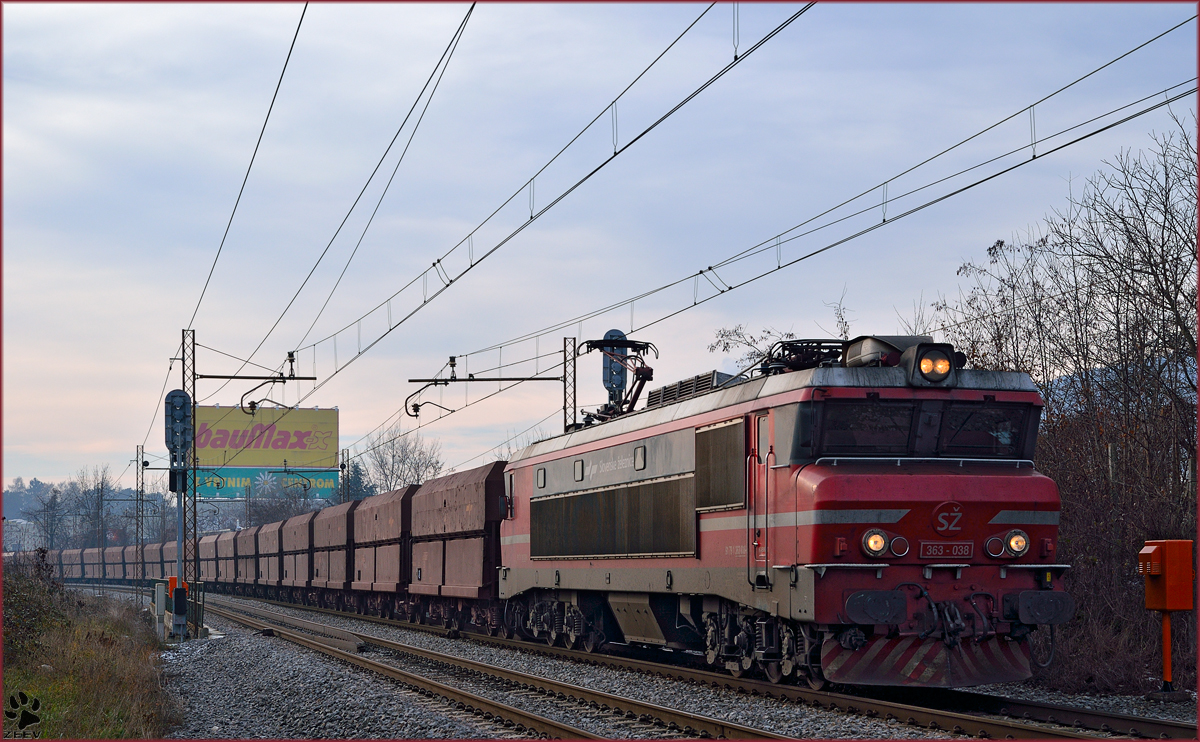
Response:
[2, 565, 180, 738]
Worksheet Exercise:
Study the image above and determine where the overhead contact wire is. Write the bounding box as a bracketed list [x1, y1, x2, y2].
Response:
[186, 3, 309, 332]
[209, 4, 476, 400]
[294, 4, 814, 398]
[295, 3, 476, 349]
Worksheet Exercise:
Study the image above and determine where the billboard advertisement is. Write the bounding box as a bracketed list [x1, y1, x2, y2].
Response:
[195, 468, 339, 500]
[194, 406, 338, 468]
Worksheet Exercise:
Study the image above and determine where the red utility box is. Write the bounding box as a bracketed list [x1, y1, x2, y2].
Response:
[1137, 540, 1194, 612]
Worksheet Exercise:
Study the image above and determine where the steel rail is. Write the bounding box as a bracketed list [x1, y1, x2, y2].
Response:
[206, 595, 364, 651]
[904, 689, 1198, 740]
[209, 596, 788, 739]
[203, 603, 601, 740]
[83, 583, 1196, 739]
[352, 624, 789, 739]
[204, 593, 1099, 740]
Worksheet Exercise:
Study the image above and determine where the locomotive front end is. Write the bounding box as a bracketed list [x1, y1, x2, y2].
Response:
[791, 336, 1074, 686]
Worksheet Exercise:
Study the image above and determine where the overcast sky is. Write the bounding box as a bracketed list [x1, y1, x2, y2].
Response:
[4, 2, 1195, 490]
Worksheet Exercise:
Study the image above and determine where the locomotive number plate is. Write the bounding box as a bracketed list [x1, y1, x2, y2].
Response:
[919, 541, 973, 559]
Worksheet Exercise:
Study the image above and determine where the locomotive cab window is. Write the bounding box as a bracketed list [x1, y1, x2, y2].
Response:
[938, 403, 1031, 458]
[574, 459, 584, 482]
[820, 400, 914, 454]
[536, 467, 546, 489]
[634, 445, 646, 471]
[800, 398, 1037, 460]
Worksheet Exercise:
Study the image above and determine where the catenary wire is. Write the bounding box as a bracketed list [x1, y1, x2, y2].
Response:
[196, 343, 286, 375]
[296, 3, 717, 354]
[460, 75, 1197, 359]
[292, 4, 815, 397]
[708, 14, 1196, 271]
[186, 3, 309, 332]
[346, 84, 1194, 464]
[152, 10, 1190, 473]
[295, 4, 476, 349]
[201, 4, 477, 403]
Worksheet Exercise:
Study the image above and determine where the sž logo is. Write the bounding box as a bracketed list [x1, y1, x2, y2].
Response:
[931, 501, 965, 536]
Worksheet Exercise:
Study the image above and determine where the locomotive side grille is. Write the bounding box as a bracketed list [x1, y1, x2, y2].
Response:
[646, 370, 734, 408]
[530, 476, 696, 558]
[696, 420, 746, 509]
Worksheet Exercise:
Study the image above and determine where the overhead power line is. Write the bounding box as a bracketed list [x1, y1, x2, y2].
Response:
[187, 2, 309, 332]
[200, 3, 476, 405]
[359, 80, 1194, 463]
[295, 4, 476, 349]
[292, 4, 816, 397]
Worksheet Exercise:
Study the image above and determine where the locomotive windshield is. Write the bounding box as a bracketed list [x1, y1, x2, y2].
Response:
[808, 399, 1034, 459]
[937, 403, 1028, 457]
[821, 401, 914, 454]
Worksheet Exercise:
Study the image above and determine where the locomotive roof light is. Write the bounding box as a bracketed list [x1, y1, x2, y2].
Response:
[919, 350, 952, 381]
[862, 529, 889, 557]
[1006, 529, 1030, 557]
[898, 342, 968, 388]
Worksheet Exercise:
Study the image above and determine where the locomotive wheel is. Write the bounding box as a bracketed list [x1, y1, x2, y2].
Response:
[763, 661, 785, 684]
[780, 625, 798, 678]
[498, 622, 513, 640]
[565, 631, 582, 650]
[545, 629, 560, 647]
[804, 669, 827, 690]
[582, 632, 601, 653]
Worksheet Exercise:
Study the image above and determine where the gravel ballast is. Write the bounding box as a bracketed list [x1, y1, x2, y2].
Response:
[162, 594, 1196, 739]
[192, 597, 959, 739]
[162, 613, 529, 739]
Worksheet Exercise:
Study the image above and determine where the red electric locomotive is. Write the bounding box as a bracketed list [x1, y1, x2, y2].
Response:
[498, 335, 1074, 687]
[39, 333, 1073, 690]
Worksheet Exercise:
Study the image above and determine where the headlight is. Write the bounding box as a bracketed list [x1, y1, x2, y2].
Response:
[1006, 529, 1029, 556]
[862, 529, 889, 557]
[918, 350, 952, 381]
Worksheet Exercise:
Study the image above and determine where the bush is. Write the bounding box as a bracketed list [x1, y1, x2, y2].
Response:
[2, 563, 180, 738]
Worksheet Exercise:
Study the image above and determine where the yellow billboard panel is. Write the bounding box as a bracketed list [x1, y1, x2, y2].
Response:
[194, 407, 338, 468]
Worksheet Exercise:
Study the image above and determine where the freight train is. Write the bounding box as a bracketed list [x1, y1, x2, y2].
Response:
[34, 334, 1075, 688]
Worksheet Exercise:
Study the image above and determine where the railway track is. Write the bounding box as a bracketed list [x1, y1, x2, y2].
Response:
[207, 596, 792, 740]
[203, 602, 599, 739]
[88, 583, 1197, 739]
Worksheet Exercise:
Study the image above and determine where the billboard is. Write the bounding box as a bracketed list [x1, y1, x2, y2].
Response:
[195, 468, 339, 500]
[194, 406, 338, 469]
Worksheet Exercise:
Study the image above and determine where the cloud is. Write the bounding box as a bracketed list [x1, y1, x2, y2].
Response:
[3, 3, 1195, 486]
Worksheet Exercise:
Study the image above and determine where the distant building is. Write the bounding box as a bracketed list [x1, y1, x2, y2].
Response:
[2, 518, 43, 552]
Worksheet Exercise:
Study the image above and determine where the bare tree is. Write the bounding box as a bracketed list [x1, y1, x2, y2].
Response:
[931, 114, 1197, 693]
[22, 487, 68, 550]
[819, 286, 854, 340]
[67, 465, 117, 548]
[895, 291, 937, 335]
[360, 427, 443, 493]
[707, 325, 797, 368]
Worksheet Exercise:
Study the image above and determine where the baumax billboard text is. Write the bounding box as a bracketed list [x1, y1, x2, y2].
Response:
[194, 407, 338, 468]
